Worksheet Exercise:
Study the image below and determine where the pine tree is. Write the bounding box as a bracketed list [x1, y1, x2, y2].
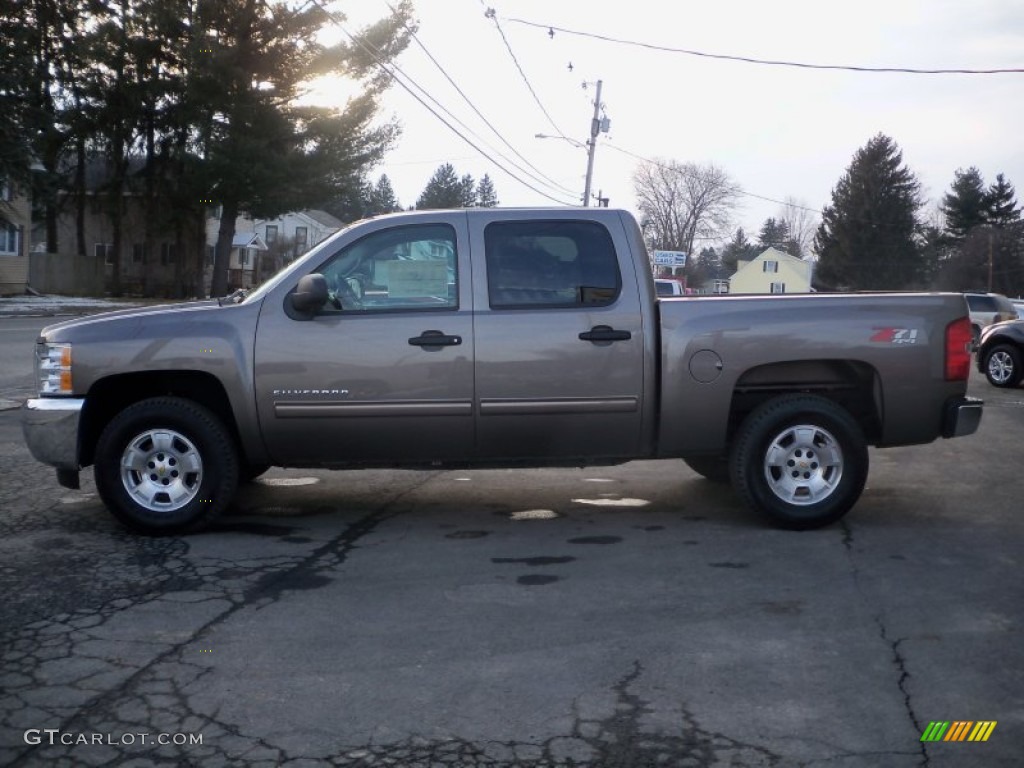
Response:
[416, 163, 473, 209]
[366, 174, 400, 214]
[941, 167, 989, 239]
[458, 173, 476, 207]
[721, 228, 758, 273]
[757, 218, 791, 251]
[814, 134, 924, 290]
[204, 0, 414, 296]
[986, 173, 1020, 226]
[476, 174, 499, 207]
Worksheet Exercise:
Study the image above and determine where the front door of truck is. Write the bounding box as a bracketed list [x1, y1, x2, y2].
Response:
[254, 214, 475, 465]
[471, 215, 645, 461]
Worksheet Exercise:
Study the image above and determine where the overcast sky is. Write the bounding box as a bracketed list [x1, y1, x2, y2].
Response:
[328, 0, 1024, 247]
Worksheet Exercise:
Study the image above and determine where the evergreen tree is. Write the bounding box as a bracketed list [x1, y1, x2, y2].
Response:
[366, 174, 400, 214]
[814, 134, 924, 290]
[204, 0, 414, 296]
[721, 227, 759, 273]
[986, 173, 1020, 226]
[941, 167, 988, 239]
[757, 218, 791, 250]
[416, 163, 474, 209]
[476, 173, 499, 207]
[458, 173, 476, 207]
[689, 246, 722, 288]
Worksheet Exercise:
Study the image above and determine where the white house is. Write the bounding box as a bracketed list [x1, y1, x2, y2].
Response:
[729, 247, 813, 294]
[206, 209, 344, 290]
[227, 232, 268, 289]
[252, 209, 344, 260]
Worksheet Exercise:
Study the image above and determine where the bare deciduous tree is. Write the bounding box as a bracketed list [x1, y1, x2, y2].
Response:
[633, 159, 740, 257]
[778, 197, 820, 259]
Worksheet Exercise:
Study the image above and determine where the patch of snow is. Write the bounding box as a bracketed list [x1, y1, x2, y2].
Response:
[0, 294, 142, 316]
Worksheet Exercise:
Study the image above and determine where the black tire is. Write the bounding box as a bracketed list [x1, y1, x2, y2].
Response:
[983, 344, 1023, 388]
[94, 397, 239, 534]
[683, 456, 730, 483]
[729, 395, 869, 530]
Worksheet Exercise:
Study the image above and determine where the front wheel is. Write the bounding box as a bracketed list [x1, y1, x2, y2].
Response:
[983, 344, 1023, 388]
[730, 395, 868, 530]
[94, 397, 239, 534]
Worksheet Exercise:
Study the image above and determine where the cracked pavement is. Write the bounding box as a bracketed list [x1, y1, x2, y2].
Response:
[1, 370, 1022, 766]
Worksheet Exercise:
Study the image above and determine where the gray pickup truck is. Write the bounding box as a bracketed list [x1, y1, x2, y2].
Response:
[23, 208, 981, 533]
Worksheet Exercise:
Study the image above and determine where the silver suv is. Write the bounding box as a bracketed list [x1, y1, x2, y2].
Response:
[964, 292, 1017, 342]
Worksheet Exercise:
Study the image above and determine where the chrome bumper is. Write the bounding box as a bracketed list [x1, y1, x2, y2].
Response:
[942, 396, 983, 438]
[22, 398, 84, 471]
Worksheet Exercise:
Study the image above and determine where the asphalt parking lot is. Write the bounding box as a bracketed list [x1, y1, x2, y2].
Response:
[0, 361, 1021, 766]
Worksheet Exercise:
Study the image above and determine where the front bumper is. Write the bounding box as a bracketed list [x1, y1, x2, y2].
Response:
[941, 396, 983, 438]
[22, 397, 84, 471]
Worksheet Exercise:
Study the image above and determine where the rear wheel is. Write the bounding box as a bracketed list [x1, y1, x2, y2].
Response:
[983, 344, 1023, 388]
[94, 397, 239, 534]
[730, 395, 868, 530]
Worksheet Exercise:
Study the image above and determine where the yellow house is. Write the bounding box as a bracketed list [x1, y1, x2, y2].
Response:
[729, 247, 812, 294]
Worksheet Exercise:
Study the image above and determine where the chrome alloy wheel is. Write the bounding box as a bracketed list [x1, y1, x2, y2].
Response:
[987, 349, 1015, 385]
[120, 429, 203, 512]
[763, 424, 843, 506]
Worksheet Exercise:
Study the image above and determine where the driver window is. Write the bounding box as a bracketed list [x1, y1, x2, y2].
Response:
[318, 224, 458, 312]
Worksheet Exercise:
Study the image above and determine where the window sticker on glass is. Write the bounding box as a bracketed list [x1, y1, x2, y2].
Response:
[386, 260, 449, 298]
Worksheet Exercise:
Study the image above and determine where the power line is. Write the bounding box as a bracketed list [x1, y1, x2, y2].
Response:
[313, 4, 576, 205]
[484, 8, 571, 140]
[387, 3, 579, 198]
[508, 18, 1024, 75]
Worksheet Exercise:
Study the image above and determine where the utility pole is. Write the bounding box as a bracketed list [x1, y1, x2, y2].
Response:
[988, 229, 994, 292]
[583, 79, 603, 207]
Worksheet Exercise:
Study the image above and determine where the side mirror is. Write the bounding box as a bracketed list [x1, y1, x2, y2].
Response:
[288, 273, 328, 319]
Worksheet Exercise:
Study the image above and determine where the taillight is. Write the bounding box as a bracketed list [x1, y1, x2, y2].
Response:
[945, 317, 972, 381]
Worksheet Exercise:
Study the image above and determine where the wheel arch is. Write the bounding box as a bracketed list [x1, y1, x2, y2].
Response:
[979, 334, 1024, 363]
[80, 371, 251, 468]
[727, 359, 882, 446]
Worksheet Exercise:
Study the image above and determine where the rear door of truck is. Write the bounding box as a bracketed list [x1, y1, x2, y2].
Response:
[469, 211, 646, 461]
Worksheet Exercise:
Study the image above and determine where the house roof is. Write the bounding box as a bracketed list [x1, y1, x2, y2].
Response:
[304, 209, 344, 229]
[232, 232, 268, 251]
[730, 247, 809, 280]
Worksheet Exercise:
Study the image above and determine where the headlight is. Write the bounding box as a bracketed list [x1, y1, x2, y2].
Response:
[36, 342, 73, 395]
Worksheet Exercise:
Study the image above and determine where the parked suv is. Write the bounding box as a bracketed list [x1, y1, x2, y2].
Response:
[964, 292, 1017, 342]
[977, 320, 1024, 387]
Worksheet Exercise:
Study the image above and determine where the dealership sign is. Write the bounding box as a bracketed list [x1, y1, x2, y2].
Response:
[652, 250, 687, 267]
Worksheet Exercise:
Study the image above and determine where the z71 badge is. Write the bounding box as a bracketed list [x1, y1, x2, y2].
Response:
[870, 328, 919, 345]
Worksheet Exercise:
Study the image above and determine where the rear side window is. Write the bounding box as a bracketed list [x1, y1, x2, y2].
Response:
[485, 220, 620, 309]
[966, 294, 998, 312]
[994, 296, 1016, 314]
